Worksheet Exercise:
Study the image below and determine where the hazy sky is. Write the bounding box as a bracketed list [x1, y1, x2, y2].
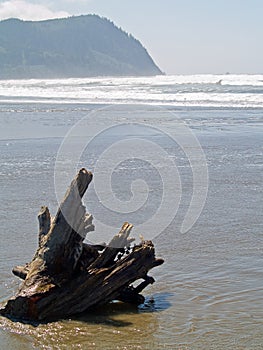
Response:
[0, 0, 262, 74]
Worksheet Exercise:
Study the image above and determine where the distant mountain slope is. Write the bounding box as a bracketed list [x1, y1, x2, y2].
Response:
[0, 15, 163, 79]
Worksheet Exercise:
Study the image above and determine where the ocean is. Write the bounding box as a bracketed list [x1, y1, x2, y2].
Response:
[0, 75, 262, 349]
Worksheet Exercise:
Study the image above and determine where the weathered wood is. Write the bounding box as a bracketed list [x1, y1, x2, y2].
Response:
[12, 264, 29, 280]
[0, 168, 164, 322]
[38, 206, 51, 246]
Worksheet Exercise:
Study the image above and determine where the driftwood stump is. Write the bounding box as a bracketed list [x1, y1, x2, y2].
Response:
[0, 168, 164, 321]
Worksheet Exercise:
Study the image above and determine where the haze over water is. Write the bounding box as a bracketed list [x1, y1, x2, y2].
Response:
[0, 75, 262, 349]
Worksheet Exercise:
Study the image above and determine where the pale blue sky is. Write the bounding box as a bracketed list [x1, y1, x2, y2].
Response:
[0, 0, 262, 74]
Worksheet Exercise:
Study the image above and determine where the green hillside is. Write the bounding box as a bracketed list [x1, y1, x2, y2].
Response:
[0, 15, 163, 79]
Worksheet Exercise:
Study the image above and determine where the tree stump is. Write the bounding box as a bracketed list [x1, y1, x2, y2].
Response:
[0, 168, 164, 321]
